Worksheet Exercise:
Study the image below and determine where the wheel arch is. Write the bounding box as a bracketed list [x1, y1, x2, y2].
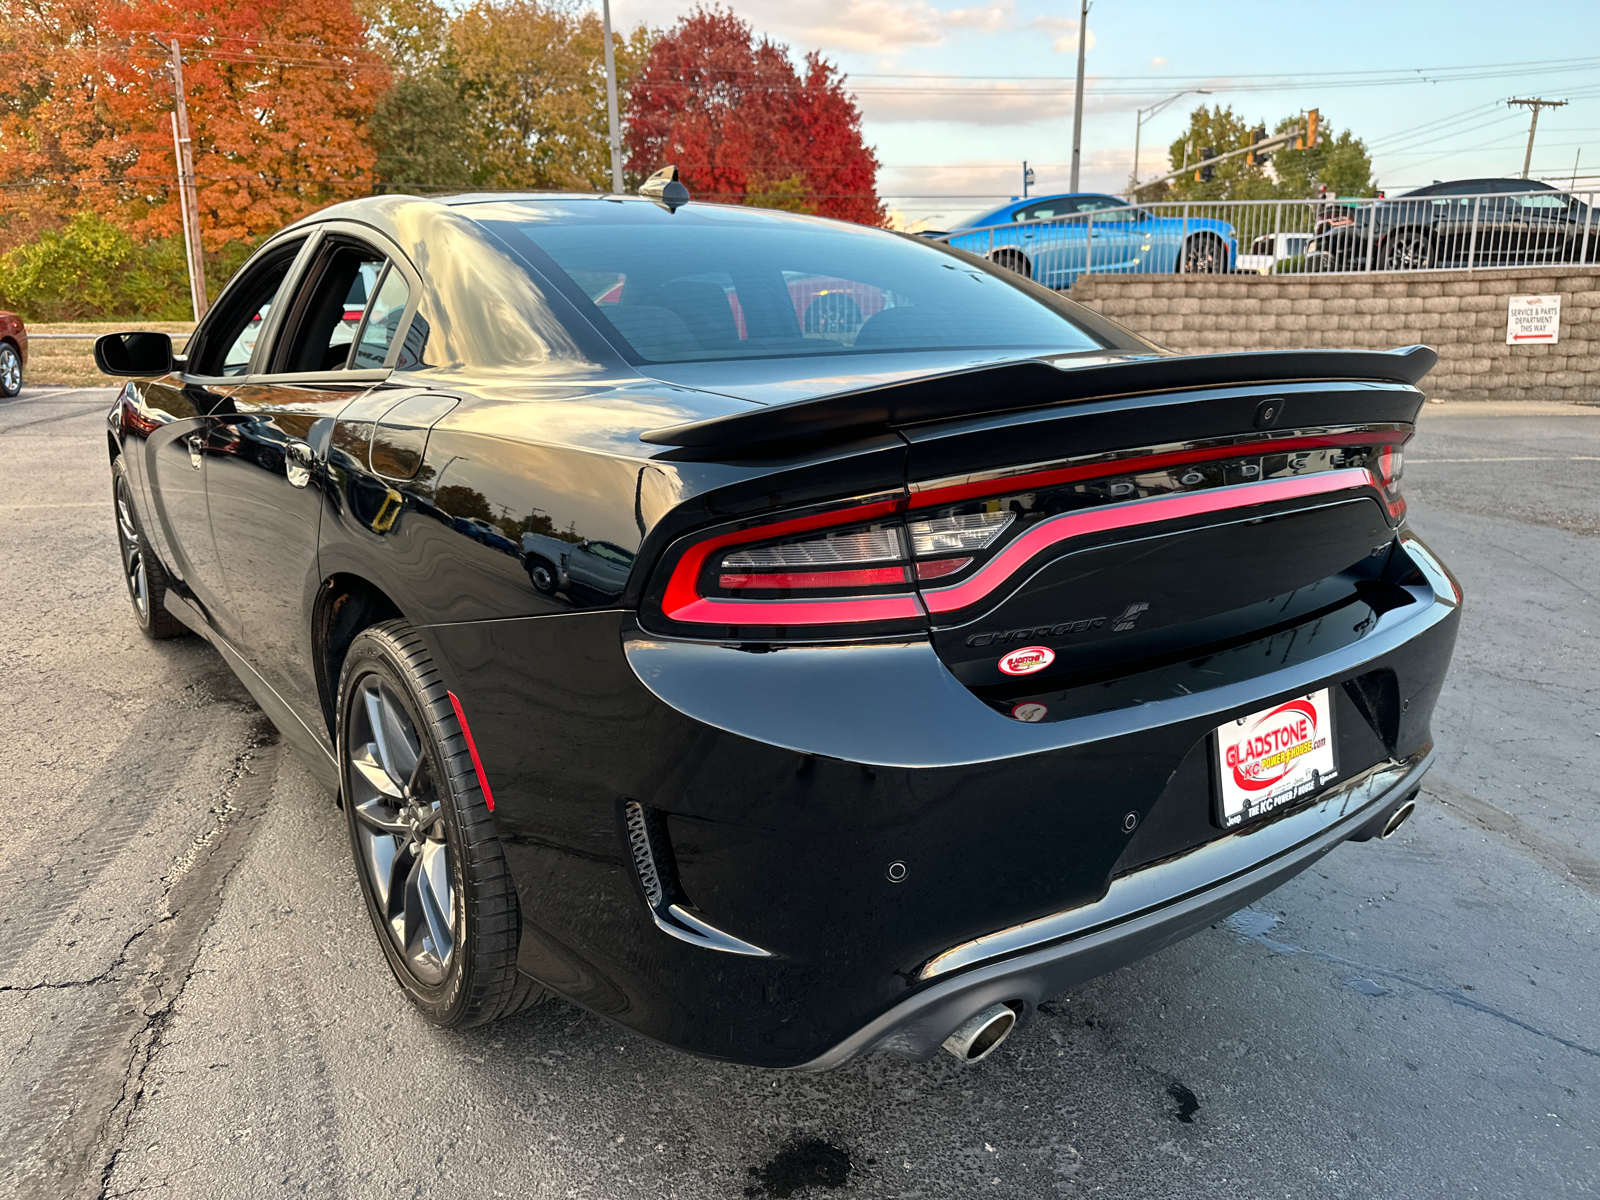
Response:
[313, 572, 405, 741]
[987, 246, 1034, 277]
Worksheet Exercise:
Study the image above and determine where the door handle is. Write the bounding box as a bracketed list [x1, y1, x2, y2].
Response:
[186, 434, 205, 470]
[286, 440, 316, 489]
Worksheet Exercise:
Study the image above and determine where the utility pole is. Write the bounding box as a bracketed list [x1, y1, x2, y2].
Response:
[601, 0, 623, 194]
[1068, 0, 1090, 192]
[1507, 98, 1566, 180]
[161, 39, 207, 320]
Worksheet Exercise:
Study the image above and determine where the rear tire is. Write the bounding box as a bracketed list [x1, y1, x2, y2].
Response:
[338, 620, 549, 1027]
[0, 342, 20, 397]
[112, 456, 187, 640]
[1180, 234, 1227, 274]
[990, 249, 1033, 279]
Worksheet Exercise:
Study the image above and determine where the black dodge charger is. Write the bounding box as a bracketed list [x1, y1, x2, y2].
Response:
[96, 185, 1460, 1069]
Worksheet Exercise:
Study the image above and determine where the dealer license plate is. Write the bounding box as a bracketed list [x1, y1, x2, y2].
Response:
[1215, 689, 1339, 829]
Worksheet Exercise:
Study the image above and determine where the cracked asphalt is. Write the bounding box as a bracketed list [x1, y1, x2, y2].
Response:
[1, 387, 1596, 1200]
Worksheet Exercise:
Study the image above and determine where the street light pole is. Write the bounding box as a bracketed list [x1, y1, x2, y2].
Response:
[1068, 0, 1090, 192]
[601, 0, 623, 193]
[1128, 89, 1210, 200]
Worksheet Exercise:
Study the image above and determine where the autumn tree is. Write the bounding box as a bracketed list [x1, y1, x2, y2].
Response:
[360, 0, 475, 191]
[624, 7, 882, 224]
[451, 0, 651, 192]
[0, 0, 388, 254]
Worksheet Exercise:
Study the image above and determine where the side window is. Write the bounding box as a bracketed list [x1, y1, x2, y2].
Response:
[351, 266, 411, 369]
[273, 243, 385, 373]
[190, 240, 306, 377]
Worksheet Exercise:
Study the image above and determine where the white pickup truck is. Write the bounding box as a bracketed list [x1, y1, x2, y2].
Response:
[1236, 231, 1312, 274]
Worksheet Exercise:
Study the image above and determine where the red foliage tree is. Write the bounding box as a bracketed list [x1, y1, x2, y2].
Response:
[624, 7, 882, 225]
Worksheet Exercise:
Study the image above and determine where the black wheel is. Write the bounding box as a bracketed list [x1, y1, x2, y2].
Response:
[525, 555, 558, 594]
[1381, 229, 1434, 270]
[0, 341, 20, 397]
[990, 249, 1032, 279]
[338, 620, 547, 1027]
[111, 456, 187, 639]
[1180, 234, 1227, 274]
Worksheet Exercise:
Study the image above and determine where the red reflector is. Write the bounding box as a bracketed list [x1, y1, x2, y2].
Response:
[446, 690, 496, 813]
[718, 567, 909, 590]
[916, 557, 972, 580]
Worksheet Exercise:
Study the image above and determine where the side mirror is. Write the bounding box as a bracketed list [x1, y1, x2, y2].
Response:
[94, 331, 175, 377]
[640, 164, 691, 213]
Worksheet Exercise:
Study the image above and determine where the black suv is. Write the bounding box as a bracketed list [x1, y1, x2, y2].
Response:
[1307, 178, 1596, 270]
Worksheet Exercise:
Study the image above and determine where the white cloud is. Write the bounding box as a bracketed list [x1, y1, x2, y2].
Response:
[860, 83, 1128, 126]
[1028, 16, 1095, 55]
[614, 0, 1017, 55]
[1150, 55, 1168, 68]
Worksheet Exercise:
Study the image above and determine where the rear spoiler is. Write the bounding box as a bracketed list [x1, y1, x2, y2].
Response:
[641, 346, 1437, 456]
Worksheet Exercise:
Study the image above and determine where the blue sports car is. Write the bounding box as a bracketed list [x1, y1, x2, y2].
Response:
[943, 192, 1237, 288]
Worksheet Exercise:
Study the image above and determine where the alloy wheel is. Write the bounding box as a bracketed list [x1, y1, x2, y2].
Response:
[346, 676, 457, 984]
[0, 345, 20, 395]
[1385, 233, 1432, 270]
[114, 480, 149, 620]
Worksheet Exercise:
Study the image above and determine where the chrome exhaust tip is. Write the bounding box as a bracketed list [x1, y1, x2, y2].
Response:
[1379, 799, 1416, 840]
[941, 1003, 1019, 1063]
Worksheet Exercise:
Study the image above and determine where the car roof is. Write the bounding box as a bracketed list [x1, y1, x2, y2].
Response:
[1403, 177, 1559, 196]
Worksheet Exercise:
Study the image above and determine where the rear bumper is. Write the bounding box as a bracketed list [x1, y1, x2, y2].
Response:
[425, 532, 1461, 1068]
[795, 749, 1430, 1069]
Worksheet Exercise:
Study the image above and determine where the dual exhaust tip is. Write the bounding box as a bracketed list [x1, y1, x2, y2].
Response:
[941, 1002, 1022, 1063]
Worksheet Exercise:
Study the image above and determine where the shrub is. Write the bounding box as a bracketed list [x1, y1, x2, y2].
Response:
[0, 210, 255, 321]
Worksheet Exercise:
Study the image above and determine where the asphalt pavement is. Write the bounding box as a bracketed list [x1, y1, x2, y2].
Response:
[1, 386, 1596, 1200]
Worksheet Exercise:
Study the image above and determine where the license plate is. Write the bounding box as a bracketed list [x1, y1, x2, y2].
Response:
[1215, 689, 1338, 829]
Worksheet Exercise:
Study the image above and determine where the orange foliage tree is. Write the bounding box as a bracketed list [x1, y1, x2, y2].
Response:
[0, 0, 387, 255]
[624, 7, 882, 225]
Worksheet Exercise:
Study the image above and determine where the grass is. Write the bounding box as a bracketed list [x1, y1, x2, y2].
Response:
[22, 320, 195, 388]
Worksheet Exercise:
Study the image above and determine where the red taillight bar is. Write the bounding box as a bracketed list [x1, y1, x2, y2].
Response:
[909, 432, 1401, 509]
[920, 469, 1374, 614]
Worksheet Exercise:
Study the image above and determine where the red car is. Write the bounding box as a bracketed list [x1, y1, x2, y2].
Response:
[0, 311, 26, 396]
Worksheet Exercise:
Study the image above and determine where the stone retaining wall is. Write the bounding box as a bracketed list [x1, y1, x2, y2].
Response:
[1066, 265, 1599, 402]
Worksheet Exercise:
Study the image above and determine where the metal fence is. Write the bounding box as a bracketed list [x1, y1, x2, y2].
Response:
[934, 189, 1600, 287]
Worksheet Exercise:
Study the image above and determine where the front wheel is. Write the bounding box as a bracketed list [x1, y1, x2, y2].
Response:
[338, 621, 547, 1027]
[525, 555, 559, 594]
[112, 456, 187, 639]
[989, 249, 1033, 279]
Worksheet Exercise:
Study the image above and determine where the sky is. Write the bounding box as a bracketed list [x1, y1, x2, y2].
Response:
[600, 0, 1600, 226]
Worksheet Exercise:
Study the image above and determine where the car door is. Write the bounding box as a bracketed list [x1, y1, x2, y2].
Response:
[1513, 191, 1574, 260]
[1076, 197, 1142, 274]
[1014, 199, 1088, 288]
[205, 226, 421, 740]
[141, 236, 312, 643]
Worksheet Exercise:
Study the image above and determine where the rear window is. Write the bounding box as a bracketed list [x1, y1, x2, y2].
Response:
[476, 202, 1105, 364]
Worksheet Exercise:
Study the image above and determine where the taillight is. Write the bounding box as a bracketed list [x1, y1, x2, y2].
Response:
[644, 429, 1413, 641]
[648, 494, 927, 637]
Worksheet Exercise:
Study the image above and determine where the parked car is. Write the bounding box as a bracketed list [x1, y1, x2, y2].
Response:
[0, 310, 27, 396]
[1237, 231, 1313, 274]
[1306, 178, 1597, 270]
[945, 192, 1238, 286]
[521, 531, 634, 601]
[94, 191, 1459, 1069]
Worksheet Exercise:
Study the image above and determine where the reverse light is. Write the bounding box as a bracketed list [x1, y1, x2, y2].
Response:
[907, 511, 1014, 555]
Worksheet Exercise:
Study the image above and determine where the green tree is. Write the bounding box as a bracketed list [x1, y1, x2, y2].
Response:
[361, 0, 477, 191]
[451, 0, 652, 191]
[1151, 105, 1375, 202]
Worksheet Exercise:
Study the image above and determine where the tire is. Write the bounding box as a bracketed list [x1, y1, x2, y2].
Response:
[0, 341, 20, 397]
[525, 555, 558, 594]
[1180, 234, 1227, 274]
[1381, 229, 1434, 271]
[337, 620, 548, 1027]
[112, 456, 188, 639]
[990, 249, 1032, 279]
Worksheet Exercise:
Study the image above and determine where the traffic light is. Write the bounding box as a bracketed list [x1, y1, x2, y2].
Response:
[1246, 127, 1270, 167]
[1296, 108, 1321, 150]
[1195, 147, 1215, 183]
